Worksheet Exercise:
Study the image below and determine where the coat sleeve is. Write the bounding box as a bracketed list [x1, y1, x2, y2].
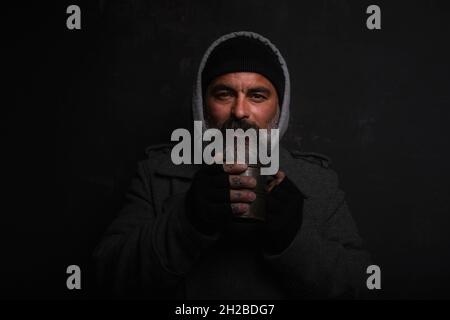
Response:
[92, 160, 218, 298]
[263, 175, 372, 299]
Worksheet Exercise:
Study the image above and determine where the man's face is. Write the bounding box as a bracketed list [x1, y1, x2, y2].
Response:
[205, 72, 279, 129]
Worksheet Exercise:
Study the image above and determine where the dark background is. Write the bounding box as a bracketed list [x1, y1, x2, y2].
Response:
[3, 0, 450, 299]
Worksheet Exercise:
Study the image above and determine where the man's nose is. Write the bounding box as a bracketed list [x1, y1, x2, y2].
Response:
[231, 94, 250, 119]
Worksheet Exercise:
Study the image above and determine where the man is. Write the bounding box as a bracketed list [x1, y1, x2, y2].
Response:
[94, 31, 371, 299]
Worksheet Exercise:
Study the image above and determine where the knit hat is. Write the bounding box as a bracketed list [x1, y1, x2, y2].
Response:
[201, 36, 285, 105]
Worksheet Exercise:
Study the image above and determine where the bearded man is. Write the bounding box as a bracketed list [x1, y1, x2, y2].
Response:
[94, 31, 371, 299]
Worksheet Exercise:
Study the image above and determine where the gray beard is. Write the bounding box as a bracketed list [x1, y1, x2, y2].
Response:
[215, 107, 279, 164]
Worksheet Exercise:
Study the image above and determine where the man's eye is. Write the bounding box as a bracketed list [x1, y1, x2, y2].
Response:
[216, 92, 232, 99]
[251, 93, 266, 101]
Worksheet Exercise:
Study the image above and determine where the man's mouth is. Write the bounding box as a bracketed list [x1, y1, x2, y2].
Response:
[220, 118, 260, 132]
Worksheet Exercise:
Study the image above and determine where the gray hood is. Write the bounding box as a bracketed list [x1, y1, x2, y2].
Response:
[192, 31, 290, 139]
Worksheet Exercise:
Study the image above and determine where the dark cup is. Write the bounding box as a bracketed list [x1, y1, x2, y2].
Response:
[238, 165, 268, 221]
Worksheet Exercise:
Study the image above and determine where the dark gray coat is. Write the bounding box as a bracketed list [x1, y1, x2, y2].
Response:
[93, 145, 371, 299]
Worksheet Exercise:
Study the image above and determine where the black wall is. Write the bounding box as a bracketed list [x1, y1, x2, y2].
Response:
[4, 0, 450, 299]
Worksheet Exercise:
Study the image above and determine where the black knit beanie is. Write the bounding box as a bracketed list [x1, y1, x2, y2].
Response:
[202, 36, 284, 105]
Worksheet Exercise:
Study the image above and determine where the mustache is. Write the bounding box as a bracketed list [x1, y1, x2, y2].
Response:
[220, 118, 260, 132]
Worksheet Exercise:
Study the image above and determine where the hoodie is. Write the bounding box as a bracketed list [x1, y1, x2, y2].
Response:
[193, 31, 291, 139]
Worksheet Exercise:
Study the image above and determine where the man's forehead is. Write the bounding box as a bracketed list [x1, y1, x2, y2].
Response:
[209, 72, 275, 90]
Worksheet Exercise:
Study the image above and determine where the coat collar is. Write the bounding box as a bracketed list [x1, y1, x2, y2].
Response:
[278, 146, 315, 198]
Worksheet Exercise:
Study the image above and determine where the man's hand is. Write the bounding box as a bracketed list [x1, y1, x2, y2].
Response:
[260, 176, 304, 255]
[223, 164, 257, 216]
[186, 163, 257, 235]
[186, 163, 303, 251]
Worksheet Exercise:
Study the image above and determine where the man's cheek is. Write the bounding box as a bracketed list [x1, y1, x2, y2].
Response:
[260, 105, 278, 128]
[205, 106, 219, 122]
[253, 113, 270, 129]
[211, 110, 230, 124]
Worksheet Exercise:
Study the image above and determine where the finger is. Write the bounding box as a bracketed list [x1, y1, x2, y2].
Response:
[266, 179, 278, 193]
[230, 203, 250, 216]
[229, 175, 257, 189]
[266, 171, 286, 192]
[230, 190, 256, 203]
[274, 170, 286, 181]
[223, 163, 248, 174]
